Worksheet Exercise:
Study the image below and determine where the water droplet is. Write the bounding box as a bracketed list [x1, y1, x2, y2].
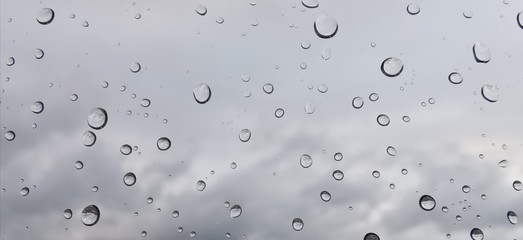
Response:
[4, 130, 15, 141]
[352, 97, 364, 109]
[20, 187, 29, 196]
[87, 108, 108, 130]
[450, 179, 455, 183]
[369, 93, 379, 101]
[300, 62, 308, 69]
[507, 211, 517, 224]
[314, 15, 338, 38]
[428, 98, 435, 104]
[442, 206, 449, 213]
[372, 170, 381, 178]
[241, 74, 250, 82]
[91, 186, 98, 192]
[470, 228, 484, 240]
[5, 56, 15, 66]
[389, 183, 396, 189]
[304, 101, 316, 114]
[177, 227, 183, 233]
[419, 195, 436, 211]
[70, 94, 78, 101]
[518, 11, 523, 29]
[157, 137, 171, 151]
[473, 42, 491, 63]
[292, 218, 304, 231]
[300, 154, 313, 168]
[193, 83, 211, 104]
[239, 129, 251, 142]
[381, 57, 404, 77]
[334, 152, 343, 161]
[224, 201, 230, 208]
[195, 5, 207, 15]
[377, 114, 390, 126]
[463, 11, 474, 18]
[402, 116, 411, 122]
[141, 231, 147, 237]
[480, 194, 487, 200]
[317, 84, 329, 93]
[35, 49, 44, 59]
[81, 205, 100, 226]
[120, 144, 132, 155]
[230, 162, 237, 169]
[446, 233, 452, 239]
[189, 231, 196, 237]
[101, 81, 109, 88]
[320, 191, 331, 202]
[82, 21, 89, 27]
[230, 205, 242, 218]
[302, 0, 318, 8]
[448, 72, 463, 84]
[407, 3, 420, 15]
[172, 210, 180, 218]
[321, 48, 332, 60]
[401, 168, 408, 175]
[134, 13, 141, 19]
[146, 197, 153, 204]
[456, 215, 462, 221]
[275, 108, 284, 118]
[82, 131, 96, 147]
[36, 8, 54, 25]
[75, 161, 84, 170]
[333, 170, 344, 181]
[513, 180, 522, 191]
[462, 185, 471, 193]
[130, 62, 141, 73]
[123, 172, 136, 186]
[226, 232, 231, 238]
[364, 233, 380, 240]
[497, 160, 508, 168]
[301, 41, 311, 49]
[196, 180, 206, 191]
[64, 209, 72, 219]
[481, 84, 499, 103]
[216, 17, 224, 24]
[263, 83, 274, 94]
[386, 146, 396, 156]
[140, 99, 151, 107]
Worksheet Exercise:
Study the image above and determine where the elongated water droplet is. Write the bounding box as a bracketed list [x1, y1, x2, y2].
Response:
[333, 170, 344, 181]
[497, 159, 508, 168]
[195, 5, 207, 15]
[239, 129, 251, 142]
[334, 152, 343, 161]
[300, 154, 312, 168]
[263, 83, 274, 94]
[304, 101, 316, 114]
[230, 205, 242, 218]
[123, 172, 136, 186]
[64, 209, 73, 219]
[82, 131, 96, 146]
[314, 15, 338, 38]
[196, 180, 206, 191]
[513, 180, 522, 191]
[352, 97, 364, 109]
[81, 205, 100, 226]
[377, 114, 390, 126]
[419, 195, 436, 211]
[36, 8, 54, 25]
[193, 83, 211, 104]
[20, 187, 29, 196]
[292, 218, 304, 231]
[473, 42, 491, 63]
[448, 72, 463, 84]
[320, 191, 331, 202]
[302, 0, 318, 8]
[507, 211, 517, 224]
[381, 57, 404, 77]
[35, 49, 44, 59]
[481, 84, 499, 102]
[87, 108, 108, 130]
[386, 146, 396, 156]
[157, 137, 171, 151]
[470, 228, 483, 240]
[130, 62, 141, 73]
[407, 3, 420, 15]
[364, 233, 380, 240]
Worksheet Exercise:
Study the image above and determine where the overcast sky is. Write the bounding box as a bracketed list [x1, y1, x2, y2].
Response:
[1, 0, 523, 239]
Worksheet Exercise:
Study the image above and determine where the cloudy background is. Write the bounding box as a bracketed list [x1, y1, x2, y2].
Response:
[1, 0, 523, 239]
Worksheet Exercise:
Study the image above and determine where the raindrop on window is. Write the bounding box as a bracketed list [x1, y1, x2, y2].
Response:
[239, 129, 251, 142]
[419, 195, 436, 211]
[195, 5, 207, 15]
[497, 160, 508, 168]
[20, 187, 29, 196]
[321, 48, 332, 60]
[369, 93, 379, 101]
[386, 146, 396, 156]
[372, 170, 381, 178]
[301, 0, 318, 8]
[314, 15, 338, 39]
[263, 83, 274, 94]
[224, 201, 230, 208]
[193, 83, 211, 104]
[82, 131, 96, 147]
[91, 186, 98, 192]
[157, 137, 171, 151]
[401, 168, 408, 175]
[146, 197, 153, 204]
[75, 161, 84, 170]
[406, 3, 420, 15]
[334, 152, 343, 161]
[463, 11, 474, 18]
[292, 218, 304, 231]
[36, 8, 54, 25]
[63, 209, 72, 219]
[216, 17, 224, 24]
[352, 97, 364, 109]
[230, 205, 242, 218]
[130, 62, 141, 73]
[6, 57, 15, 66]
[70, 94, 78, 101]
[141, 231, 147, 237]
[320, 191, 331, 202]
[381, 57, 404, 77]
[377, 114, 390, 126]
[332, 170, 344, 181]
[301, 41, 311, 49]
[300, 154, 313, 168]
[318, 84, 329, 93]
[120, 144, 132, 155]
[87, 108, 108, 130]
[274, 108, 284, 118]
[230, 162, 237, 169]
[123, 172, 136, 186]
[81, 205, 100, 226]
[172, 210, 180, 218]
[442, 206, 449, 213]
[364, 233, 380, 240]
[507, 211, 517, 224]
[462, 185, 471, 193]
[473, 42, 491, 63]
[140, 99, 151, 107]
[35, 49, 44, 59]
[480, 84, 499, 103]
[470, 228, 484, 240]
[448, 72, 463, 84]
[304, 101, 316, 114]
[196, 180, 206, 191]
[513, 180, 522, 191]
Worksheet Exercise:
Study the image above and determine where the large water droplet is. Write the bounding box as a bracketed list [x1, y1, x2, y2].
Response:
[448, 72, 463, 84]
[263, 83, 274, 94]
[332, 170, 344, 181]
[513, 180, 522, 191]
[480, 84, 499, 103]
[195, 5, 207, 15]
[352, 97, 364, 109]
[419, 195, 436, 211]
[193, 83, 211, 104]
[36, 8, 54, 25]
[320, 191, 331, 202]
[364, 233, 380, 240]
[381, 57, 404, 77]
[507, 211, 517, 224]
[314, 15, 338, 39]
[473, 42, 491, 63]
[462, 185, 471, 193]
[470, 228, 484, 240]
[230, 205, 242, 218]
[407, 3, 420, 15]
[239, 129, 251, 142]
[87, 108, 108, 130]
[292, 218, 304, 231]
[157, 137, 171, 151]
[300, 154, 313, 168]
[31, 101, 44, 114]
[81, 205, 100, 226]
[130, 62, 141, 73]
[377, 114, 390, 126]
[120, 144, 132, 155]
[123, 172, 136, 186]
[386, 146, 397, 156]
[64, 209, 73, 219]
[196, 180, 206, 191]
[304, 101, 316, 114]
[5, 130, 15, 141]
[82, 131, 96, 147]
[302, 0, 318, 8]
[35, 49, 44, 59]
[20, 187, 29, 196]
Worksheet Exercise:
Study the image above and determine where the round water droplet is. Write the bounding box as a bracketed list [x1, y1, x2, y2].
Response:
[401, 168, 408, 175]
[369, 93, 379, 101]
[193, 83, 211, 104]
[141, 231, 147, 237]
[216, 17, 224, 24]
[172, 210, 179, 218]
[377, 114, 390, 126]
[318, 84, 328, 93]
[481, 84, 499, 103]
[36, 8, 54, 25]
[195, 5, 207, 15]
[190, 231, 196, 237]
[230, 162, 237, 169]
[101, 81, 109, 88]
[20, 187, 29, 196]
[120, 144, 132, 155]
[75, 161, 84, 170]
[91, 186, 98, 192]
[419, 195, 436, 211]
[473, 42, 491, 63]
[321, 48, 332, 60]
[70, 94, 78, 101]
[146, 197, 153, 204]
[320, 191, 331, 202]
[81, 205, 100, 226]
[130, 62, 141, 73]
[364, 233, 380, 240]
[64, 209, 73, 219]
[407, 3, 420, 15]
[230, 205, 242, 218]
[301, 41, 311, 49]
[463, 11, 474, 18]
[35, 48, 44, 59]
[177, 227, 183, 233]
[82, 21, 89, 27]
[292, 218, 304, 231]
[123, 172, 136, 186]
[300, 154, 313, 168]
[332, 170, 344, 181]
[381, 57, 404, 77]
[239, 129, 251, 142]
[224, 201, 230, 208]
[386, 146, 396, 156]
[196, 180, 206, 191]
[82, 131, 96, 147]
[480, 194, 487, 200]
[446, 233, 451, 239]
[442, 206, 449, 213]
[226, 232, 231, 238]
[302, 0, 318, 8]
[140, 99, 151, 107]
[513, 180, 522, 191]
[448, 72, 463, 84]
[334, 152, 343, 161]
[470, 228, 484, 240]
[275, 108, 284, 118]
[87, 108, 108, 130]
[157, 137, 171, 151]
[31, 101, 44, 114]
[507, 211, 517, 224]
[304, 101, 316, 114]
[314, 15, 338, 39]
[462, 185, 471, 193]
[456, 215, 462, 221]
[300, 62, 308, 69]
[241, 74, 250, 82]
[428, 98, 435, 104]
[352, 97, 364, 109]
[263, 83, 274, 94]
[4, 130, 15, 141]
[372, 170, 381, 178]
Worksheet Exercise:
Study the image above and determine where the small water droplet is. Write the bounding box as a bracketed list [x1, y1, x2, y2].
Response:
[317, 84, 329, 93]
[369, 93, 379, 101]
[401, 168, 408, 175]
[157, 137, 171, 151]
[70, 94, 78, 101]
[263, 83, 274, 94]
[275, 108, 285, 118]
[300, 62, 308, 69]
[302, 0, 318, 8]
[442, 206, 449, 213]
[513, 180, 522, 191]
[6, 57, 15, 66]
[372, 170, 381, 178]
[518, 11, 523, 29]
[140, 99, 151, 107]
[230, 162, 237, 169]
[449, 72, 463, 84]
[146, 197, 153, 204]
[497, 160, 508, 168]
[64, 209, 72, 219]
[193, 83, 211, 104]
[216, 17, 224, 24]
[352, 97, 364, 109]
[82, 131, 96, 147]
[480, 194, 487, 200]
[481, 84, 499, 102]
[292, 218, 304, 231]
[300, 154, 313, 168]
[463, 11, 474, 18]
[507, 211, 517, 224]
[364, 233, 380, 240]
[87, 108, 108, 130]
[196, 180, 206, 191]
[456, 215, 462, 221]
[195, 5, 207, 15]
[419, 195, 436, 211]
[381, 57, 404, 77]
[226, 232, 231, 238]
[407, 3, 420, 15]
[239, 129, 251, 142]
[446, 233, 452, 239]
[36, 8, 54, 25]
[35, 48, 44, 59]
[172, 210, 180, 218]
[470, 228, 484, 240]
[320, 191, 331, 202]
[190, 231, 196, 237]
[301, 41, 311, 49]
[20, 187, 29, 196]
[141, 231, 147, 237]
[91, 186, 98, 192]
[402, 116, 411, 122]
[428, 98, 435, 104]
[386, 146, 396, 156]
[314, 15, 338, 38]
[123, 172, 136, 186]
[130, 62, 141, 73]
[462, 185, 471, 193]
[224, 201, 230, 208]
[101, 81, 109, 88]
[334, 152, 343, 161]
[321, 48, 332, 60]
[30, 101, 44, 114]
[377, 114, 390, 126]
[4, 130, 15, 141]
[473, 42, 491, 63]
[120, 144, 132, 155]
[332, 170, 344, 181]
[81, 205, 100, 226]
[177, 227, 183, 233]
[75, 161, 84, 170]
[82, 21, 89, 27]
[230, 205, 242, 218]
[304, 101, 316, 114]
[389, 183, 396, 189]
